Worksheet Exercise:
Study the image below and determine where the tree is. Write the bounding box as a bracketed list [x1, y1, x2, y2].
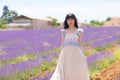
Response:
[7, 10, 18, 23]
[106, 17, 111, 21]
[90, 20, 104, 27]
[1, 5, 9, 18]
[47, 16, 60, 27]
[0, 5, 18, 24]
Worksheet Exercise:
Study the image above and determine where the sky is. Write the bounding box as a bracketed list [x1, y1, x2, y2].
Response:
[0, 0, 120, 22]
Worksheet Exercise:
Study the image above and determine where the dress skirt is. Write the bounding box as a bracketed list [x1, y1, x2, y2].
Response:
[50, 45, 90, 80]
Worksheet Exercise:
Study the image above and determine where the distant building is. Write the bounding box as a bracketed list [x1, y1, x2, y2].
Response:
[7, 15, 54, 29]
[103, 17, 120, 26]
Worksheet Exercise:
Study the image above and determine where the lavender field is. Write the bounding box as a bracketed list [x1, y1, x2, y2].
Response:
[0, 27, 120, 80]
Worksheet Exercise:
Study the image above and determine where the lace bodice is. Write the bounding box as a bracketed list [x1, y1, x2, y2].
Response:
[61, 28, 84, 48]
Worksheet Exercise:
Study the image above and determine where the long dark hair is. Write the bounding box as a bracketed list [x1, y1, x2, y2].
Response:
[64, 13, 78, 29]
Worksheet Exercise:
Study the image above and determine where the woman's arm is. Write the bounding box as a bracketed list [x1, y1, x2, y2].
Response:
[78, 33, 83, 47]
[78, 31, 84, 51]
[60, 29, 65, 49]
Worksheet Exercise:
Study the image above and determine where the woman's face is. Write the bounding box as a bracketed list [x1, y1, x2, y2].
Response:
[67, 18, 75, 26]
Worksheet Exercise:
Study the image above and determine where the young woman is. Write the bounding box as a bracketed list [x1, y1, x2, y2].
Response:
[50, 13, 90, 80]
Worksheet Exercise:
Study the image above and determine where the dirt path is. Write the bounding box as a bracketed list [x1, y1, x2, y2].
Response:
[92, 59, 120, 80]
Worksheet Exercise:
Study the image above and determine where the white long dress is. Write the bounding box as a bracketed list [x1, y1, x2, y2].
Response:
[50, 28, 90, 80]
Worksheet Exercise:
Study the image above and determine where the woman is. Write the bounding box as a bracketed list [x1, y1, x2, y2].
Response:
[50, 13, 90, 80]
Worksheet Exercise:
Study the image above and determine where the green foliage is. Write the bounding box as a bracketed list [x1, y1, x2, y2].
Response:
[1, 5, 9, 18]
[47, 16, 60, 27]
[1, 5, 18, 24]
[90, 20, 104, 27]
[114, 47, 120, 60]
[84, 41, 91, 47]
[40, 61, 51, 72]
[90, 17, 112, 27]
[50, 57, 58, 70]
[94, 46, 106, 51]
[106, 17, 111, 21]
[0, 20, 6, 29]
[102, 58, 109, 68]
[0, 54, 35, 66]
[84, 49, 97, 56]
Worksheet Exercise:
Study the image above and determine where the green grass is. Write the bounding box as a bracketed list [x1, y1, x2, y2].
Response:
[9, 54, 35, 64]
[94, 46, 106, 51]
[84, 48, 97, 56]
[83, 41, 91, 47]
[0, 22, 6, 29]
[113, 47, 120, 60]
[0, 54, 36, 67]
[39, 47, 60, 55]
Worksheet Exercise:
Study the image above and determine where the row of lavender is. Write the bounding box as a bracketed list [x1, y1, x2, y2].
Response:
[0, 27, 120, 79]
[83, 26, 120, 47]
[1, 27, 120, 60]
[0, 28, 61, 60]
